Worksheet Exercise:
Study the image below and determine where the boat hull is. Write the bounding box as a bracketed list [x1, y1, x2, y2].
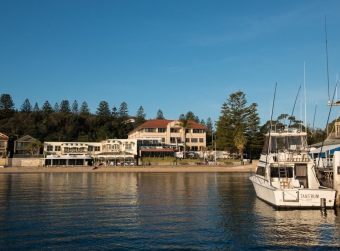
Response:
[249, 176, 336, 208]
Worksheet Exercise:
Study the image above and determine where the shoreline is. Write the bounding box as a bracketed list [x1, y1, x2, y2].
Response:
[0, 165, 255, 173]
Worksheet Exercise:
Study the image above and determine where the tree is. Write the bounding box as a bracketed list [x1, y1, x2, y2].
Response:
[33, 102, 40, 112]
[245, 103, 263, 157]
[42, 101, 53, 113]
[71, 100, 79, 114]
[26, 140, 43, 155]
[54, 102, 60, 113]
[60, 100, 71, 113]
[0, 94, 15, 110]
[0, 94, 15, 119]
[176, 118, 193, 157]
[216, 91, 252, 152]
[135, 106, 146, 126]
[79, 101, 90, 115]
[234, 131, 247, 162]
[156, 109, 165, 120]
[96, 101, 110, 117]
[20, 98, 32, 113]
[112, 106, 118, 118]
[118, 102, 129, 119]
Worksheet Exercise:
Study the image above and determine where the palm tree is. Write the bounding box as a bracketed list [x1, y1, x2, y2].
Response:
[176, 118, 193, 158]
[26, 140, 43, 155]
[234, 131, 247, 163]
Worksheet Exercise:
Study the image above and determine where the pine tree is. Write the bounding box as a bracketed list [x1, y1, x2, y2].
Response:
[59, 100, 71, 113]
[79, 101, 90, 115]
[33, 102, 40, 112]
[54, 102, 60, 113]
[42, 101, 53, 113]
[0, 94, 15, 119]
[216, 91, 251, 152]
[20, 98, 32, 113]
[71, 100, 79, 114]
[112, 106, 118, 118]
[96, 101, 110, 117]
[118, 102, 129, 119]
[246, 103, 263, 156]
[156, 109, 165, 119]
[135, 106, 146, 126]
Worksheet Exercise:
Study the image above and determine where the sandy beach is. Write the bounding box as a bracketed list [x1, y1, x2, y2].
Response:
[0, 164, 255, 173]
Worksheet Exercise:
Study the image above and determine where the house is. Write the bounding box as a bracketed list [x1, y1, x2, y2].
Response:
[310, 121, 340, 168]
[127, 119, 208, 151]
[0, 132, 8, 157]
[14, 135, 37, 155]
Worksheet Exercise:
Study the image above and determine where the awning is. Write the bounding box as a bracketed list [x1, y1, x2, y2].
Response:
[45, 154, 92, 159]
[310, 145, 340, 154]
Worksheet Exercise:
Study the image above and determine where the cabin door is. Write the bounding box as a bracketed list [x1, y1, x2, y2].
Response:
[295, 164, 308, 188]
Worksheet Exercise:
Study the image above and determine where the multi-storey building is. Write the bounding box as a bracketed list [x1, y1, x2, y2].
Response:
[0, 133, 8, 157]
[14, 135, 37, 154]
[127, 120, 207, 151]
[43, 138, 165, 166]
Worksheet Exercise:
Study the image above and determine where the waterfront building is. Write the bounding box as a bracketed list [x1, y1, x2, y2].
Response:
[127, 120, 208, 151]
[14, 135, 37, 155]
[0, 132, 8, 158]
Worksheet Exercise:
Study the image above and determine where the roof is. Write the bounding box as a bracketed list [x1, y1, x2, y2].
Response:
[0, 133, 8, 141]
[128, 119, 208, 135]
[15, 135, 36, 142]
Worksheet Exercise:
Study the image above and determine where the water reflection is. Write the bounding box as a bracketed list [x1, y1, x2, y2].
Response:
[0, 173, 339, 250]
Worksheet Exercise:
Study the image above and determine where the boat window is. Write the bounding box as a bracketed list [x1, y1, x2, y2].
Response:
[270, 167, 293, 178]
[288, 136, 304, 151]
[262, 137, 270, 154]
[256, 166, 266, 176]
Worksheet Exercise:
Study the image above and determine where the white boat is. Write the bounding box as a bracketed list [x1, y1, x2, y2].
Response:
[249, 129, 337, 208]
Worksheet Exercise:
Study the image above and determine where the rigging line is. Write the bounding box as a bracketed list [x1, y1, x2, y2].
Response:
[317, 81, 338, 168]
[288, 85, 301, 128]
[325, 15, 330, 102]
[312, 102, 317, 131]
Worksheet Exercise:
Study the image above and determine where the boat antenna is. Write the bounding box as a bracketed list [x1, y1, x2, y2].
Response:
[304, 61, 307, 132]
[325, 15, 331, 104]
[288, 85, 301, 128]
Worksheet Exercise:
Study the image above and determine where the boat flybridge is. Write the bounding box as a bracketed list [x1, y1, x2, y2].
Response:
[249, 128, 337, 208]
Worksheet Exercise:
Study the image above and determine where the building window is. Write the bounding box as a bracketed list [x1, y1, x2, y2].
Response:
[161, 138, 165, 143]
[158, 128, 166, 133]
[55, 146, 61, 151]
[145, 128, 156, 132]
[186, 129, 191, 133]
[0, 142, 4, 147]
[199, 138, 204, 143]
[94, 146, 100, 151]
[46, 145, 53, 151]
[193, 129, 203, 133]
[186, 138, 190, 142]
[170, 137, 176, 143]
[88, 146, 93, 152]
[125, 143, 132, 150]
[191, 138, 198, 143]
[170, 128, 180, 133]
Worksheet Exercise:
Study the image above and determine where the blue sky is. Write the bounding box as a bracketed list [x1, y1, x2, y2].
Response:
[1, 0, 340, 130]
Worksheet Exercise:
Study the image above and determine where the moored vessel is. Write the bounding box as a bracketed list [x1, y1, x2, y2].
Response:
[249, 129, 337, 208]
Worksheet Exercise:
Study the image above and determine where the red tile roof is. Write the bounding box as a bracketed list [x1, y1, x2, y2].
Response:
[128, 119, 208, 135]
[0, 133, 8, 141]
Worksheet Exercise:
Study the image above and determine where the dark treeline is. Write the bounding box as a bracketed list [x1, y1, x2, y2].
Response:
[0, 92, 326, 158]
[0, 94, 214, 150]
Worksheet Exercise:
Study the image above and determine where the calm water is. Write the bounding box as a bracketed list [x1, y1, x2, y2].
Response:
[0, 172, 339, 250]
